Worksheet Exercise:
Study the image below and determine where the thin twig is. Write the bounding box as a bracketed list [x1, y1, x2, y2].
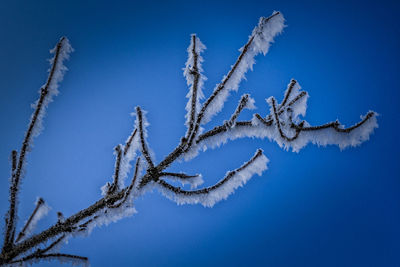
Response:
[15, 198, 45, 243]
[158, 149, 264, 195]
[124, 128, 137, 156]
[271, 97, 303, 141]
[278, 79, 297, 109]
[226, 94, 250, 128]
[109, 157, 140, 209]
[159, 172, 199, 179]
[3, 38, 67, 252]
[136, 107, 154, 169]
[108, 145, 123, 194]
[291, 111, 375, 133]
[186, 35, 201, 139]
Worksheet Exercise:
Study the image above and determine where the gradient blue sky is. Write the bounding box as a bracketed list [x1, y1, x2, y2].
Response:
[0, 1, 399, 266]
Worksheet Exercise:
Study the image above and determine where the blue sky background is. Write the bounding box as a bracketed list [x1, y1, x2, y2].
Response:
[0, 0, 399, 266]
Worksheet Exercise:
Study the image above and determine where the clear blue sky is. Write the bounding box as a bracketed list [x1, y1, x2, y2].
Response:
[0, 0, 399, 266]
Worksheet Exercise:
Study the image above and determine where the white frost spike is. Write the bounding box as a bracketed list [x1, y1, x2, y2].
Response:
[246, 95, 256, 110]
[157, 150, 269, 207]
[202, 11, 285, 124]
[31, 37, 73, 139]
[184, 35, 207, 130]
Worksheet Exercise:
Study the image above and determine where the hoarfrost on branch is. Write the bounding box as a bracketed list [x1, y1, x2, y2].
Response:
[0, 11, 377, 266]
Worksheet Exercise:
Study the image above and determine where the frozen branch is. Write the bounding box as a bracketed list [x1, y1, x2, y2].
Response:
[0, 11, 378, 265]
[185, 11, 284, 152]
[184, 34, 206, 139]
[3, 37, 72, 253]
[156, 149, 268, 207]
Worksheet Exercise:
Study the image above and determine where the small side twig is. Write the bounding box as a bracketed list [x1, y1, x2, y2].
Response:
[15, 198, 45, 243]
[136, 107, 154, 169]
[108, 145, 123, 194]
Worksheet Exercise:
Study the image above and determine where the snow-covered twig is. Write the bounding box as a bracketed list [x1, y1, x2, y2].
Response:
[3, 37, 72, 252]
[184, 34, 206, 139]
[135, 107, 154, 169]
[156, 149, 268, 207]
[108, 145, 123, 194]
[185, 11, 284, 151]
[225, 94, 255, 128]
[15, 198, 50, 243]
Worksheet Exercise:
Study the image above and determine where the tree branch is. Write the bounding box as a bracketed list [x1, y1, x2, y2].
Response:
[156, 149, 268, 207]
[185, 12, 283, 152]
[124, 128, 137, 156]
[3, 37, 71, 253]
[0, 11, 378, 265]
